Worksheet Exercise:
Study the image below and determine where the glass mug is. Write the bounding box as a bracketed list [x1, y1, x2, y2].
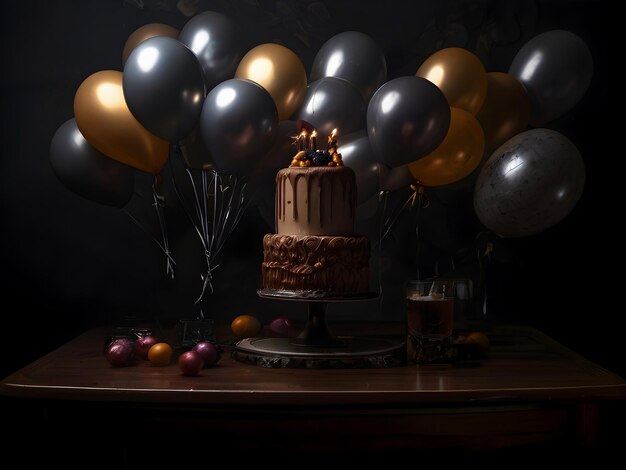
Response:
[406, 279, 455, 364]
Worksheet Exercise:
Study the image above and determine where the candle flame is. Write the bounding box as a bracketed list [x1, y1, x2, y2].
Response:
[311, 130, 317, 137]
[331, 128, 337, 138]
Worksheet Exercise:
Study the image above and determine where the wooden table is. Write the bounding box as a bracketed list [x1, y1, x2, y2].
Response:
[1, 324, 625, 457]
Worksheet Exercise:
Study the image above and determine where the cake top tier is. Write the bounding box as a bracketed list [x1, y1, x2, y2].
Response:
[276, 165, 356, 236]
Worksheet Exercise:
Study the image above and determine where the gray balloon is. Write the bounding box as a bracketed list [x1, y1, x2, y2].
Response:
[474, 129, 585, 238]
[255, 120, 298, 178]
[367, 76, 450, 168]
[179, 11, 242, 91]
[200, 79, 278, 173]
[381, 164, 414, 192]
[180, 124, 215, 170]
[339, 130, 388, 204]
[294, 77, 365, 136]
[509, 30, 593, 126]
[250, 121, 298, 229]
[50, 119, 134, 208]
[310, 31, 387, 103]
[124, 36, 206, 143]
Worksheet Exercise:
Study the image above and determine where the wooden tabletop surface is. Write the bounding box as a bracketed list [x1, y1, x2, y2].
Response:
[1, 324, 625, 406]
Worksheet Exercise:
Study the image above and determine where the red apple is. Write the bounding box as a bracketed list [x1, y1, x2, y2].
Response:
[178, 351, 204, 376]
[106, 340, 133, 366]
[134, 335, 158, 359]
[192, 341, 219, 367]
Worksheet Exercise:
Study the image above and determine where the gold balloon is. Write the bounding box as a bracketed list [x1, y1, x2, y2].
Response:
[74, 71, 169, 174]
[476, 72, 530, 155]
[408, 107, 484, 187]
[416, 48, 487, 115]
[235, 43, 307, 121]
[122, 23, 179, 65]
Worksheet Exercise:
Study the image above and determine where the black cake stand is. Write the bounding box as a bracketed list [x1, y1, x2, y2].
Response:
[231, 289, 405, 369]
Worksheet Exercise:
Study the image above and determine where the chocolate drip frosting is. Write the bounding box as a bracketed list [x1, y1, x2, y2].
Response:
[275, 166, 356, 236]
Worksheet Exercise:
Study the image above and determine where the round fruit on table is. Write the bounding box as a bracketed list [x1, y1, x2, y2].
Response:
[465, 331, 490, 353]
[134, 335, 158, 359]
[269, 317, 292, 337]
[178, 351, 204, 376]
[231, 314, 262, 338]
[192, 341, 220, 367]
[148, 342, 173, 366]
[106, 339, 133, 367]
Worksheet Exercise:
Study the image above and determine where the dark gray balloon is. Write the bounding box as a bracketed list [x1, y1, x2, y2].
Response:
[50, 119, 134, 208]
[124, 36, 206, 143]
[179, 11, 242, 91]
[381, 164, 414, 192]
[200, 79, 278, 173]
[338, 130, 388, 204]
[250, 121, 298, 229]
[294, 77, 365, 137]
[255, 120, 298, 178]
[509, 30, 593, 126]
[180, 125, 215, 170]
[474, 129, 585, 238]
[310, 31, 387, 103]
[355, 192, 381, 223]
[367, 76, 450, 168]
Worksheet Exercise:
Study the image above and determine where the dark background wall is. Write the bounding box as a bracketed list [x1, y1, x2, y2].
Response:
[1, 0, 611, 377]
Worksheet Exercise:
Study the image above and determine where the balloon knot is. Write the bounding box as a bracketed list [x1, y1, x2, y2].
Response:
[409, 181, 429, 208]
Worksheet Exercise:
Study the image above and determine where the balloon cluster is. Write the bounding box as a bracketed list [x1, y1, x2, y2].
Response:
[50, 10, 593, 280]
[369, 31, 591, 238]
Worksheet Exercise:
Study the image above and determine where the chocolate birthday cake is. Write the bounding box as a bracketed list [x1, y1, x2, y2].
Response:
[261, 129, 370, 297]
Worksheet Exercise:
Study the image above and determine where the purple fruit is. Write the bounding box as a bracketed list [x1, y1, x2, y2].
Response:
[106, 340, 133, 366]
[134, 335, 158, 360]
[269, 317, 292, 337]
[192, 341, 219, 367]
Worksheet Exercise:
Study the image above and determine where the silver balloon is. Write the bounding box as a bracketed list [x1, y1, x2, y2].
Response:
[200, 79, 278, 174]
[179, 11, 242, 91]
[124, 36, 206, 143]
[310, 31, 387, 103]
[338, 130, 388, 204]
[50, 119, 134, 208]
[367, 76, 450, 168]
[293, 77, 365, 136]
[474, 129, 585, 238]
[509, 30, 593, 126]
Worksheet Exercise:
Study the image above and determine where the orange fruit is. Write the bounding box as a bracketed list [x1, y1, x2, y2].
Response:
[231, 314, 262, 338]
[465, 332, 490, 353]
[148, 342, 173, 366]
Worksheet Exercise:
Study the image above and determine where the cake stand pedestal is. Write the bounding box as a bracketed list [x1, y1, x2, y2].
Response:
[231, 290, 405, 369]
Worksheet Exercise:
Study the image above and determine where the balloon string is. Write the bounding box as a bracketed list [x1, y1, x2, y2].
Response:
[151, 183, 175, 279]
[170, 148, 249, 318]
[381, 181, 428, 242]
[122, 207, 177, 268]
[188, 169, 215, 310]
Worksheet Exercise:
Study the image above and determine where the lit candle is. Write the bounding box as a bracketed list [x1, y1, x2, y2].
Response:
[298, 130, 307, 151]
[327, 128, 337, 150]
[309, 130, 317, 150]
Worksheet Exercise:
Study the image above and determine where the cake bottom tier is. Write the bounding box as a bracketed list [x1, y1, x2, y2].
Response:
[262, 234, 370, 294]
